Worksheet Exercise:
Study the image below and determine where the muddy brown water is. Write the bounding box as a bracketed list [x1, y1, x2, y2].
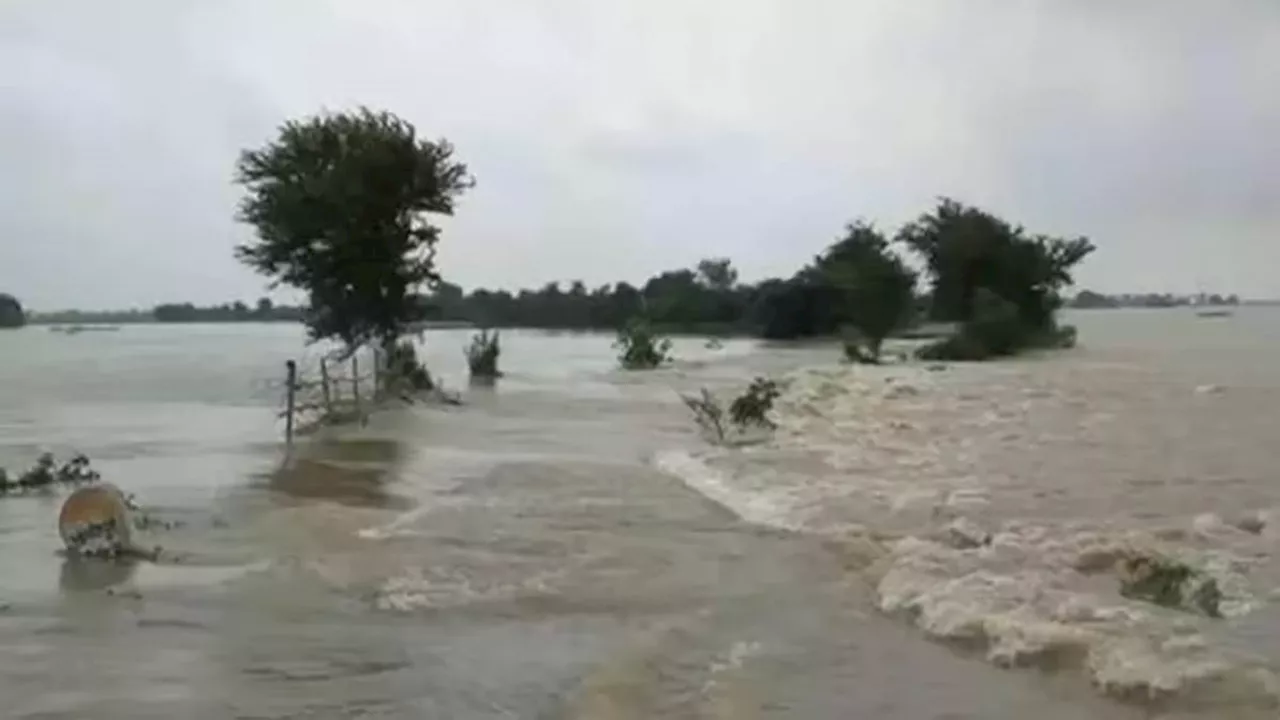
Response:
[0, 315, 1275, 718]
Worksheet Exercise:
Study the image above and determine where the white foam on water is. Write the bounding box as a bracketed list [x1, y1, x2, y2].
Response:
[656, 359, 1280, 710]
[653, 448, 803, 531]
[135, 559, 274, 589]
[371, 564, 567, 613]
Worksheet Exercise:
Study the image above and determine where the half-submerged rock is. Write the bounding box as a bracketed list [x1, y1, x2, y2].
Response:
[58, 483, 137, 558]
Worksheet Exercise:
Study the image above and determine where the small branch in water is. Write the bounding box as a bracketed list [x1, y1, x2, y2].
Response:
[679, 377, 781, 446]
[0, 453, 100, 496]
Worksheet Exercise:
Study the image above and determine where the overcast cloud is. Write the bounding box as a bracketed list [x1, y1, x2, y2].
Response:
[1, 1, 1277, 309]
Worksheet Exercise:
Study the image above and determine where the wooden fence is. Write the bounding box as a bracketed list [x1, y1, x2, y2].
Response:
[281, 347, 383, 445]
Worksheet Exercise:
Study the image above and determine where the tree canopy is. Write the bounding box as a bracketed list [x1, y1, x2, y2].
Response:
[233, 107, 473, 353]
[814, 221, 917, 358]
[898, 198, 1095, 329]
[0, 293, 26, 329]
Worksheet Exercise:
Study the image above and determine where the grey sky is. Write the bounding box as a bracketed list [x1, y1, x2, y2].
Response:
[2, 1, 1277, 309]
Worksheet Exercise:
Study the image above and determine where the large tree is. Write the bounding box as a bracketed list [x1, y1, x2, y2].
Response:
[0, 293, 25, 329]
[233, 107, 473, 353]
[815, 221, 917, 359]
[897, 197, 1094, 329]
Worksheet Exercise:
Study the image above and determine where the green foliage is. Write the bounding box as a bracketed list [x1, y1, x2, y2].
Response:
[818, 221, 917, 355]
[0, 293, 26, 329]
[1118, 554, 1222, 618]
[465, 329, 502, 378]
[729, 377, 781, 430]
[680, 377, 781, 444]
[897, 198, 1094, 329]
[915, 291, 1084, 362]
[0, 453, 100, 494]
[900, 199, 1094, 361]
[234, 107, 473, 353]
[696, 257, 738, 291]
[615, 318, 673, 370]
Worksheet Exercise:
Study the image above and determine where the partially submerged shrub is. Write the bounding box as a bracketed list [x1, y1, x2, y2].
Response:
[615, 318, 673, 370]
[841, 327, 881, 365]
[729, 377, 781, 430]
[1118, 554, 1222, 618]
[384, 341, 434, 392]
[680, 389, 728, 443]
[0, 452, 100, 495]
[915, 290, 1029, 362]
[915, 289, 1084, 362]
[680, 376, 781, 444]
[465, 329, 502, 378]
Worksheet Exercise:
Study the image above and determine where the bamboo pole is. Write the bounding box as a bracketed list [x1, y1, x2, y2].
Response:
[284, 360, 297, 446]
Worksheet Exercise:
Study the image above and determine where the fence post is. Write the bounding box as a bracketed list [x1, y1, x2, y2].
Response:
[351, 354, 361, 415]
[320, 358, 333, 414]
[371, 347, 381, 400]
[284, 360, 297, 447]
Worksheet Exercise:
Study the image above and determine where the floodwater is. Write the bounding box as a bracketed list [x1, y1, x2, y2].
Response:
[0, 311, 1276, 718]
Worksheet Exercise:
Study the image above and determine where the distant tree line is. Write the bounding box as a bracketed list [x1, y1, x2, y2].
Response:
[1070, 290, 1240, 309]
[28, 299, 305, 325]
[152, 298, 304, 323]
[417, 197, 1094, 360]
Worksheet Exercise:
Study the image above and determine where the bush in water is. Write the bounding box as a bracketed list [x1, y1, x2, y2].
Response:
[729, 377, 781, 430]
[915, 289, 1081, 362]
[615, 317, 672, 370]
[465, 329, 501, 378]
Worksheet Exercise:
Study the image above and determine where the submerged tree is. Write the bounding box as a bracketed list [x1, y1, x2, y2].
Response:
[233, 107, 474, 356]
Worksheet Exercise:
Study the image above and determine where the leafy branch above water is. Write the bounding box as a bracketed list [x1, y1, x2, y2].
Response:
[680, 377, 782, 445]
[0, 453, 100, 495]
